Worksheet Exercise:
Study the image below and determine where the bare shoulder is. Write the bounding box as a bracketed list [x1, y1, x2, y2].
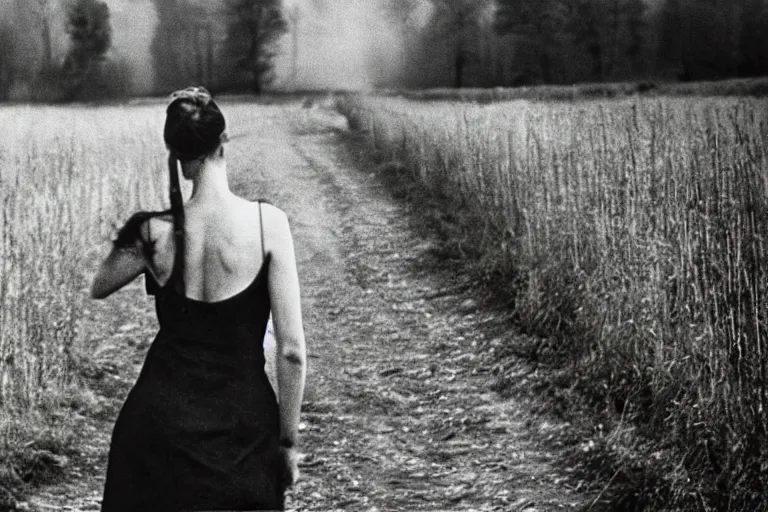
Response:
[144, 213, 173, 241]
[259, 201, 287, 219]
[249, 200, 288, 225]
[251, 200, 292, 244]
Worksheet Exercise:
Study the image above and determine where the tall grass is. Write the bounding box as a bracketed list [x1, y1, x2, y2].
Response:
[0, 105, 166, 485]
[338, 94, 768, 509]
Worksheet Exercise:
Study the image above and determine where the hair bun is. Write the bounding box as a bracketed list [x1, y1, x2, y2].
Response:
[169, 86, 212, 105]
[165, 85, 226, 162]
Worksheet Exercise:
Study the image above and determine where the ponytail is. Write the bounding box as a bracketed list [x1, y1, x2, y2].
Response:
[168, 152, 185, 295]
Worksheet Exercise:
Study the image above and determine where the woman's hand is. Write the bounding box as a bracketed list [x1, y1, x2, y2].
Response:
[279, 446, 300, 487]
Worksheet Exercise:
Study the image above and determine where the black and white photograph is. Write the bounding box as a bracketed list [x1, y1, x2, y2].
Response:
[0, 0, 767, 510]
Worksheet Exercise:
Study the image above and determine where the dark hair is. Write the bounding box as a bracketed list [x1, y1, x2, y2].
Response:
[164, 86, 227, 294]
[164, 87, 226, 162]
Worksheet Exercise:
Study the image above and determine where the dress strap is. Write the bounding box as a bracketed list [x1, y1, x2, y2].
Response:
[258, 200, 266, 260]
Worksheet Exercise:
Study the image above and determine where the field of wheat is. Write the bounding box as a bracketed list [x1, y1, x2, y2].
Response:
[3, 93, 767, 507]
[0, 104, 168, 484]
[339, 94, 768, 509]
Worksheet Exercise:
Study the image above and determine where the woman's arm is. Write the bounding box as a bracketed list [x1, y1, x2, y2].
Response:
[91, 246, 146, 299]
[265, 205, 307, 451]
[90, 218, 149, 299]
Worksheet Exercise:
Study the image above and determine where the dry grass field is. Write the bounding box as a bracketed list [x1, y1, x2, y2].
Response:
[3, 92, 767, 509]
[3, 101, 596, 511]
[338, 93, 768, 510]
[0, 104, 167, 489]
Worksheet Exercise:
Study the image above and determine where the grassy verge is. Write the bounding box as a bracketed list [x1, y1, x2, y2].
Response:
[336, 93, 768, 511]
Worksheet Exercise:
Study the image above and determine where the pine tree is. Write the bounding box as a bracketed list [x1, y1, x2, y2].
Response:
[63, 0, 112, 97]
[427, 0, 491, 88]
[223, 0, 287, 94]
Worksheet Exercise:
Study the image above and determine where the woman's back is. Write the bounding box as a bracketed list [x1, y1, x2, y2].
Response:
[146, 197, 270, 303]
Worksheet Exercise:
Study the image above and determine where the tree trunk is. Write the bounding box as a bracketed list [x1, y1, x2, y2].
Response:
[245, 13, 261, 93]
[727, 0, 743, 76]
[589, 43, 603, 81]
[0, 60, 7, 101]
[605, 0, 621, 78]
[538, 45, 553, 83]
[679, 0, 691, 80]
[41, 17, 52, 70]
[454, 45, 465, 88]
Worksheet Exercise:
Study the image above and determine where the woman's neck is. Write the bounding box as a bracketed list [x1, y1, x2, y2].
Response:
[188, 159, 231, 203]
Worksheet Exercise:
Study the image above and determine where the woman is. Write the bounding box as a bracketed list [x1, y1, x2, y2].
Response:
[91, 87, 306, 511]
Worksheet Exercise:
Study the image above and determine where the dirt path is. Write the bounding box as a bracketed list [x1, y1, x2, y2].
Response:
[26, 102, 591, 511]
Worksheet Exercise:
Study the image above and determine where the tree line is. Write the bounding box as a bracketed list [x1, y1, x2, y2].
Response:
[150, 0, 285, 95]
[0, 0, 286, 101]
[0, 0, 767, 101]
[0, 0, 130, 101]
[394, 0, 768, 88]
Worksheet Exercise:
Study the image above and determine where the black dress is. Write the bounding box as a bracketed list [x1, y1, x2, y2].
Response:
[102, 204, 286, 511]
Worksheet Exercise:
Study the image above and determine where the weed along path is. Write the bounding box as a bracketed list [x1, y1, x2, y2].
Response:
[27, 102, 590, 511]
